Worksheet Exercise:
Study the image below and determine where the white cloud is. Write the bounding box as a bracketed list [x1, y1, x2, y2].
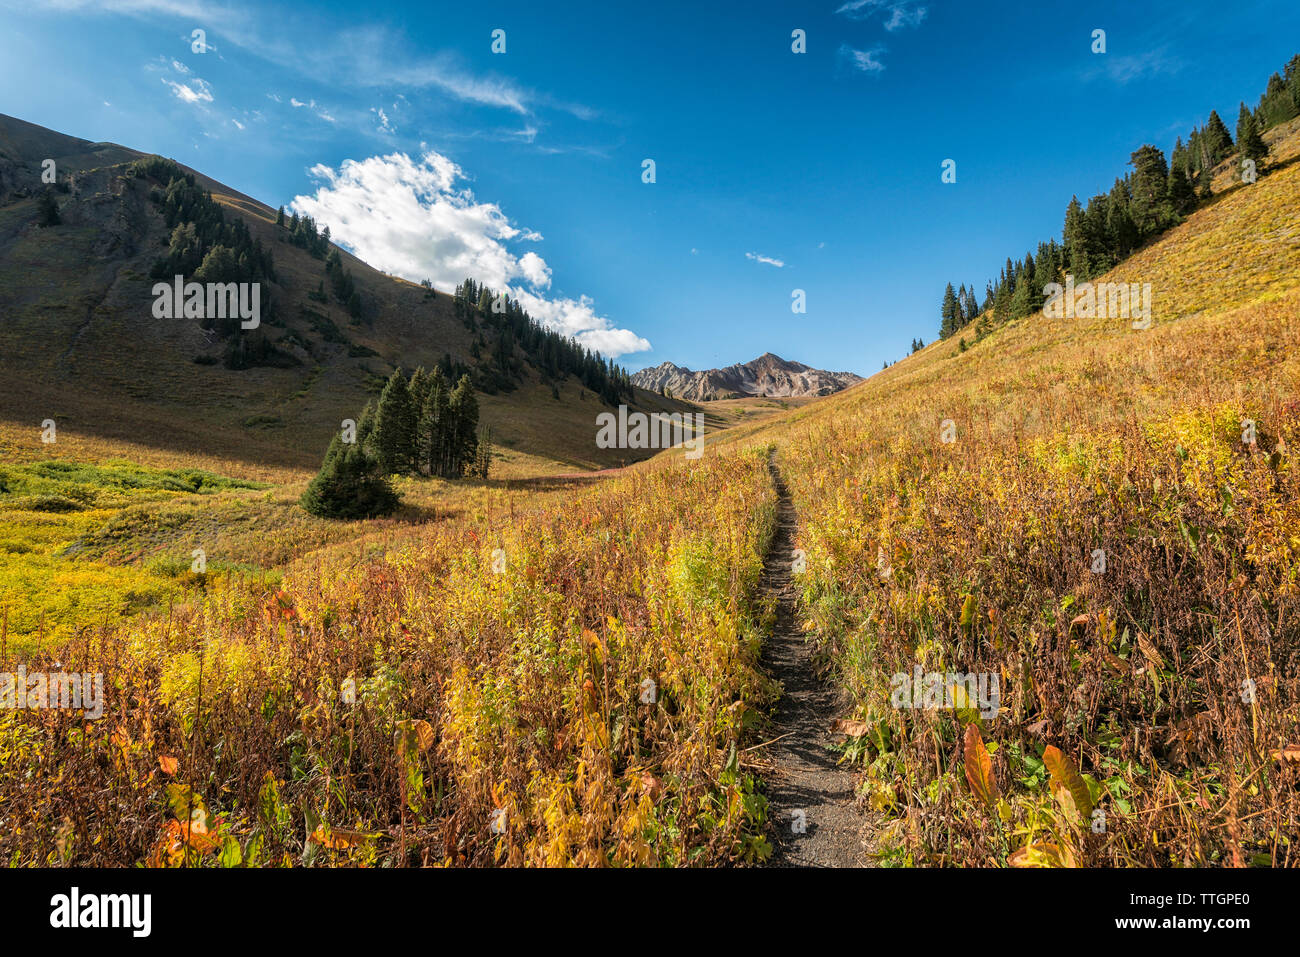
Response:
[289, 97, 336, 123]
[839, 44, 887, 74]
[289, 151, 649, 357]
[371, 106, 394, 134]
[836, 0, 927, 30]
[163, 76, 213, 104]
[746, 252, 786, 268]
[511, 290, 650, 356]
[517, 251, 551, 289]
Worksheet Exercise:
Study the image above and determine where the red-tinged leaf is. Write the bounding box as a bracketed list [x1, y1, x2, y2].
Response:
[963, 723, 998, 806]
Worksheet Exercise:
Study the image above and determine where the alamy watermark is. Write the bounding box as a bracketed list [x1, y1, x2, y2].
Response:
[151, 276, 260, 329]
[596, 406, 705, 459]
[890, 665, 999, 719]
[1, 667, 104, 719]
[1043, 276, 1152, 329]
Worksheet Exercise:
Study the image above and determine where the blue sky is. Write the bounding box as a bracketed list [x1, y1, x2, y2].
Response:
[2, 0, 1298, 374]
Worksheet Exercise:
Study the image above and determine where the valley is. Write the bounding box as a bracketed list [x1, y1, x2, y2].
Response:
[1, 18, 1298, 881]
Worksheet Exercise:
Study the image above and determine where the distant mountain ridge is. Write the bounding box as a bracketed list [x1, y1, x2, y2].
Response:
[631, 352, 862, 401]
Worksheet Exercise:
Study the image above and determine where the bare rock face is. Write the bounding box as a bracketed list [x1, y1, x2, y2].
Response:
[631, 352, 862, 401]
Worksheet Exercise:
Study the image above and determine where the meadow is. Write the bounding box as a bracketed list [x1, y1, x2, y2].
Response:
[1, 421, 779, 866]
[1, 120, 1298, 870]
[747, 133, 1300, 866]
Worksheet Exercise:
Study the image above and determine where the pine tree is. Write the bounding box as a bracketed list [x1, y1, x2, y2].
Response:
[408, 367, 432, 423]
[1128, 145, 1172, 238]
[1082, 195, 1114, 275]
[356, 401, 377, 449]
[447, 374, 479, 477]
[300, 434, 398, 519]
[419, 368, 449, 477]
[1237, 105, 1268, 169]
[1204, 110, 1234, 164]
[1063, 196, 1087, 278]
[372, 369, 416, 475]
[1009, 269, 1033, 320]
[939, 283, 959, 338]
[276, 205, 285, 228]
[470, 427, 494, 479]
[1167, 164, 1197, 216]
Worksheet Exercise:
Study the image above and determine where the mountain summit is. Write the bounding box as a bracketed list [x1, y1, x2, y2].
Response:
[631, 352, 862, 401]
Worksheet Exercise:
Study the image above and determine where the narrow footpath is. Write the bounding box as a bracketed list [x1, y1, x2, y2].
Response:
[760, 451, 872, 867]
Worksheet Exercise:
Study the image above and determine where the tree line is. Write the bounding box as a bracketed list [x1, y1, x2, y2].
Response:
[453, 278, 631, 403]
[136, 157, 276, 285]
[937, 53, 1299, 343]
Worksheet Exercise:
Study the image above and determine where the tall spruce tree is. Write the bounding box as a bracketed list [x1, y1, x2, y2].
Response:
[1167, 164, 1197, 216]
[1237, 105, 1268, 170]
[939, 283, 959, 338]
[420, 367, 449, 477]
[1128, 145, 1172, 238]
[448, 375, 479, 477]
[372, 368, 416, 475]
[1204, 110, 1234, 164]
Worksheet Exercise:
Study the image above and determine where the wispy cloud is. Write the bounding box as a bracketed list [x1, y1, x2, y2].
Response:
[1085, 48, 1182, 85]
[746, 252, 786, 268]
[839, 44, 887, 74]
[161, 73, 213, 105]
[289, 97, 336, 123]
[370, 106, 394, 134]
[28, 1, 595, 123]
[836, 0, 927, 30]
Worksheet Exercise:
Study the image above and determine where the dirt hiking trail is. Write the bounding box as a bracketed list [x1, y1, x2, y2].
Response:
[760, 451, 873, 867]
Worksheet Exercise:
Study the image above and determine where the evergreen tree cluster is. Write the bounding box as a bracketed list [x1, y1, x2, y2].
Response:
[368, 366, 484, 479]
[452, 278, 630, 404]
[938, 282, 982, 338]
[275, 205, 332, 258]
[300, 368, 492, 519]
[935, 53, 1297, 342]
[323, 249, 363, 320]
[133, 157, 276, 284]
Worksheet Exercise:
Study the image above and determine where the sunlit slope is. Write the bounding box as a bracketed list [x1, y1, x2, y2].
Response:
[4, 430, 782, 866]
[729, 131, 1300, 866]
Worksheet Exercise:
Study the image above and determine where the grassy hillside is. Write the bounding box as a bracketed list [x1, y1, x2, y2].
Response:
[0, 113, 691, 473]
[732, 124, 1300, 867]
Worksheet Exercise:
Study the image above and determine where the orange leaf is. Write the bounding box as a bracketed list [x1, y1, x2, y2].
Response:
[1043, 744, 1092, 820]
[1008, 842, 1066, 868]
[963, 724, 998, 806]
[310, 827, 375, 850]
[158, 755, 179, 776]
